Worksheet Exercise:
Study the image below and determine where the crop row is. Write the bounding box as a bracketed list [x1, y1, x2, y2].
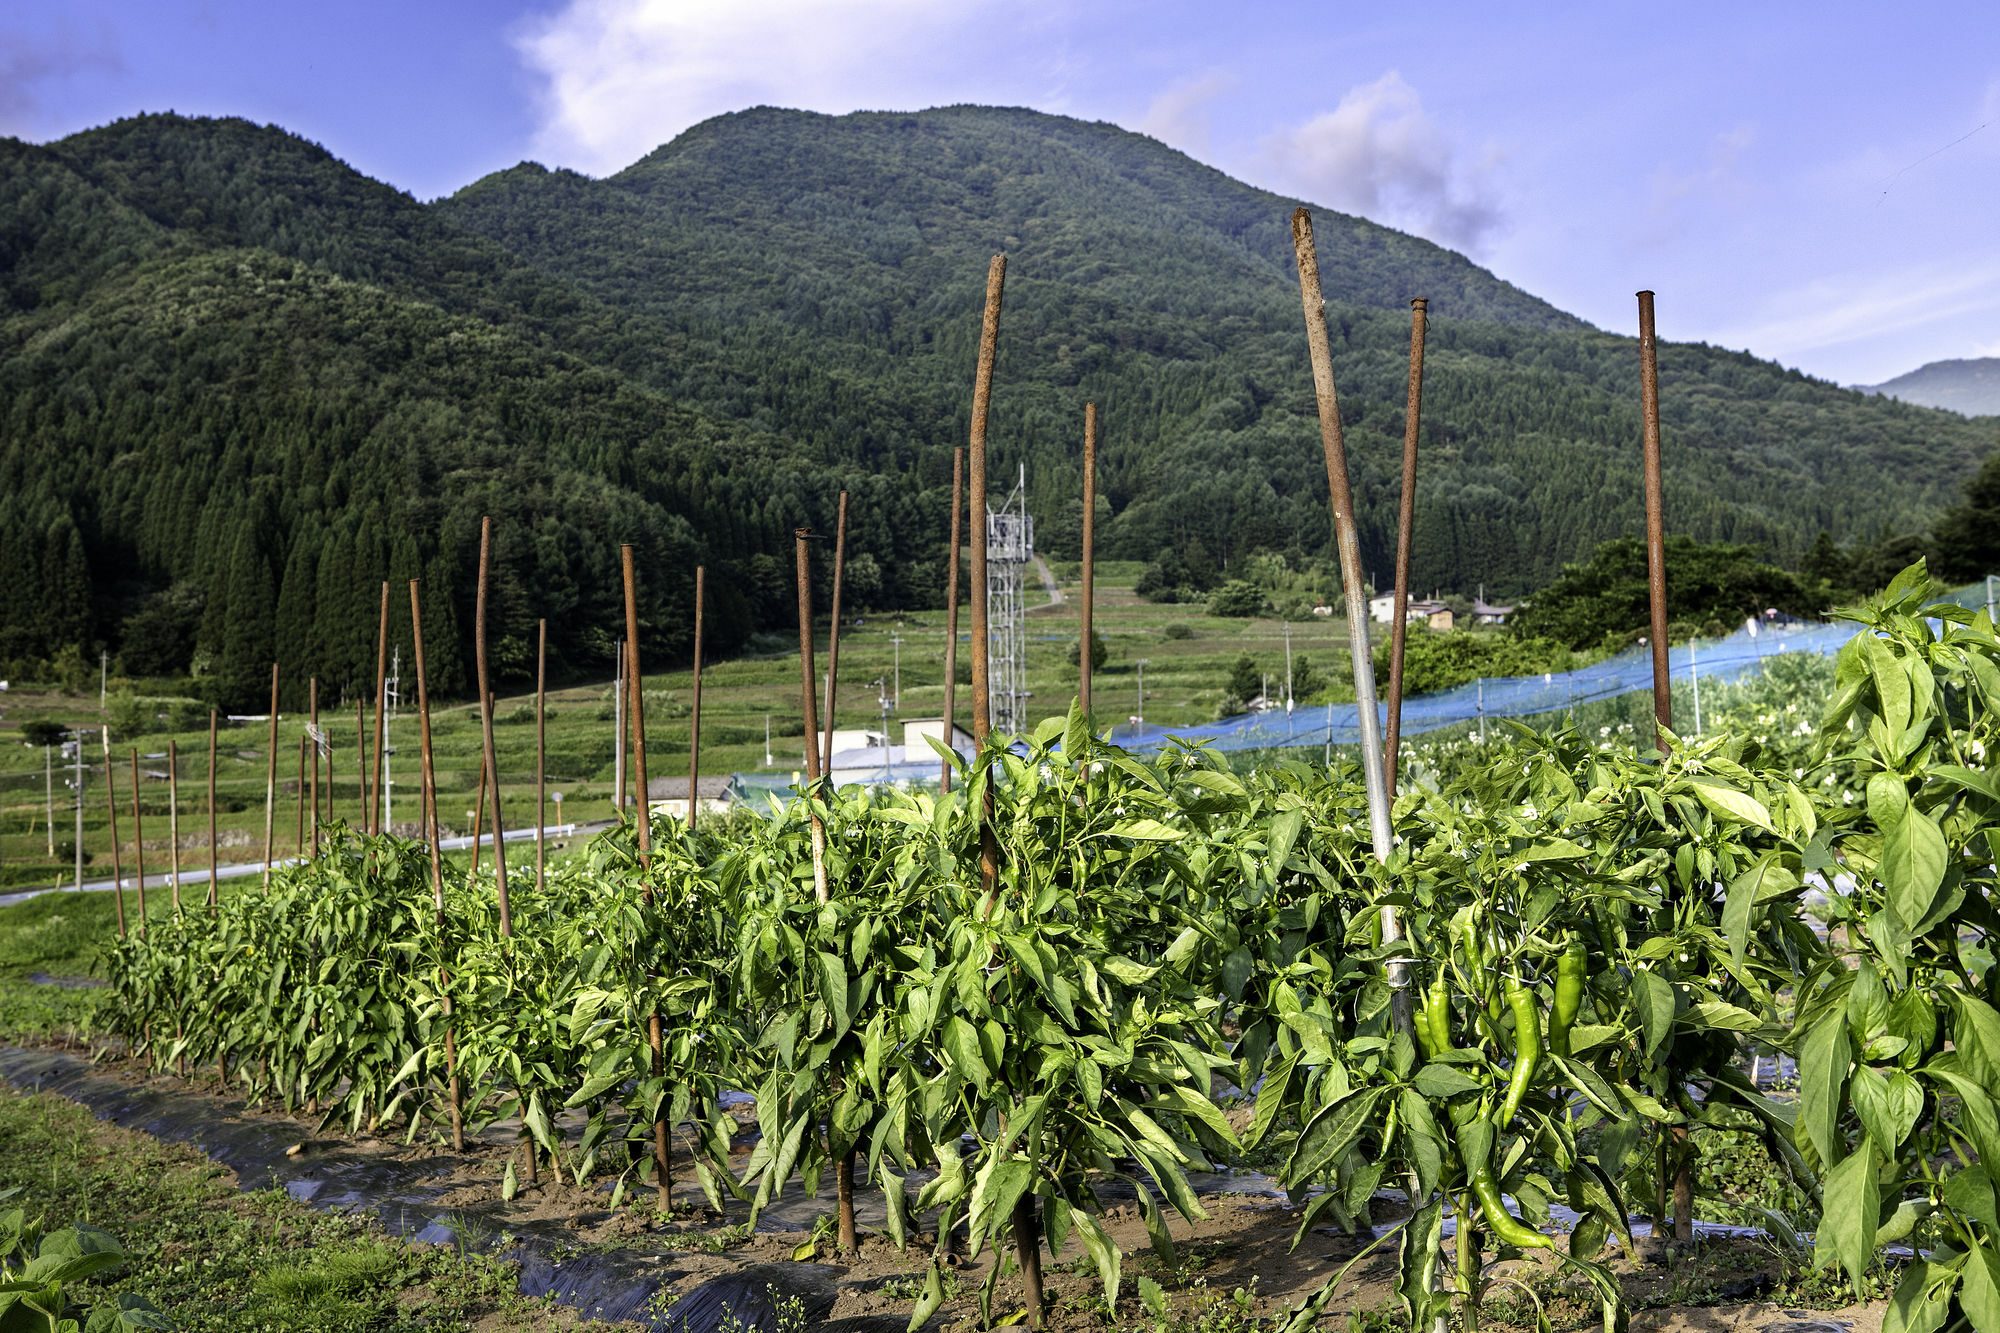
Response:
[105, 567, 2000, 1333]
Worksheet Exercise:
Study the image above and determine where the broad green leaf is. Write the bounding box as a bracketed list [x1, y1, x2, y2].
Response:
[1813, 1139, 1881, 1292]
[1963, 1245, 2000, 1333]
[1102, 819, 1183, 841]
[1797, 1012, 1852, 1166]
[1632, 970, 1674, 1060]
[1881, 808, 1947, 930]
[1680, 1002, 1763, 1033]
[1884, 1262, 1955, 1333]
[1288, 1087, 1385, 1182]
[1690, 781, 1776, 833]
[1850, 1065, 1923, 1153]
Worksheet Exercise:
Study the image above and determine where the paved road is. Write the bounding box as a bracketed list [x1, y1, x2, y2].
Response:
[0, 821, 608, 906]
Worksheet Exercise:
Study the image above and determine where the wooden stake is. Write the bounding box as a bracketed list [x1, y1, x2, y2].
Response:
[688, 568, 704, 830]
[1638, 291, 1673, 752]
[262, 661, 279, 889]
[474, 517, 510, 936]
[103, 726, 125, 937]
[371, 583, 390, 834]
[941, 448, 964, 793]
[820, 491, 849, 774]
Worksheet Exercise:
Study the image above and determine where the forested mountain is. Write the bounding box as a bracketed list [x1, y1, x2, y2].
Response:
[2, 106, 1992, 707]
[1859, 358, 2000, 417]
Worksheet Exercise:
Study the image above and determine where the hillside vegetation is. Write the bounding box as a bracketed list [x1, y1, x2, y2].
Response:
[1, 107, 1992, 707]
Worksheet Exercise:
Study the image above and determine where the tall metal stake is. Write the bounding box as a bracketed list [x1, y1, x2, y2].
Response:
[309, 678, 320, 852]
[372, 583, 390, 834]
[688, 568, 705, 830]
[1290, 209, 1406, 1012]
[354, 699, 367, 829]
[535, 618, 548, 891]
[1638, 290, 1673, 751]
[1079, 403, 1097, 721]
[129, 749, 147, 933]
[295, 736, 307, 855]
[206, 710, 218, 912]
[102, 726, 125, 937]
[475, 517, 510, 935]
[1385, 298, 1428, 792]
[167, 741, 182, 915]
[794, 529, 830, 904]
[410, 578, 463, 1151]
[820, 491, 850, 774]
[620, 543, 672, 1210]
[968, 255, 1006, 906]
[263, 662, 279, 888]
[941, 448, 965, 794]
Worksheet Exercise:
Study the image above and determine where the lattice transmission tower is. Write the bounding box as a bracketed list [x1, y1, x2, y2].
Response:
[986, 464, 1035, 736]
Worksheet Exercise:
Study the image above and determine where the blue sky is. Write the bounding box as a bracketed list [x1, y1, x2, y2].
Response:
[7, 1, 1997, 386]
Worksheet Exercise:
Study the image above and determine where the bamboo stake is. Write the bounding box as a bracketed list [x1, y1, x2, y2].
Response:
[167, 740, 182, 916]
[1289, 209, 1408, 1020]
[619, 542, 671, 1211]
[688, 568, 704, 831]
[129, 749, 147, 934]
[371, 583, 390, 834]
[206, 710, 218, 913]
[262, 661, 279, 889]
[819, 491, 849, 774]
[474, 517, 510, 935]
[103, 726, 125, 937]
[409, 578, 463, 1151]
[535, 618, 547, 891]
[1079, 403, 1098, 721]
[1385, 298, 1428, 793]
[967, 255, 1005, 906]
[794, 528, 829, 905]
[941, 448, 965, 794]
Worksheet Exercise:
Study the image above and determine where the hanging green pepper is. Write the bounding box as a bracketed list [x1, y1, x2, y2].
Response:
[1470, 1164, 1554, 1251]
[1549, 936, 1588, 1056]
[1427, 972, 1454, 1057]
[1499, 978, 1542, 1127]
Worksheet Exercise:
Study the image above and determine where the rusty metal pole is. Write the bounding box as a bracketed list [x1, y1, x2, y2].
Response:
[129, 749, 147, 934]
[1079, 403, 1097, 722]
[371, 584, 390, 834]
[1639, 291, 1673, 752]
[968, 255, 1006, 903]
[475, 516, 510, 937]
[688, 567, 705, 830]
[620, 545, 652, 868]
[102, 726, 125, 937]
[1385, 298, 1428, 793]
[167, 740, 182, 916]
[262, 662, 279, 888]
[535, 618, 547, 891]
[206, 710, 218, 913]
[819, 491, 849, 775]
[794, 528, 829, 904]
[409, 578, 463, 1150]
[941, 448, 965, 794]
[1290, 209, 1408, 1018]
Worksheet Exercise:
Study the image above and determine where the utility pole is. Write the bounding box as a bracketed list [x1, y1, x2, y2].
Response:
[763, 714, 773, 768]
[876, 679, 892, 784]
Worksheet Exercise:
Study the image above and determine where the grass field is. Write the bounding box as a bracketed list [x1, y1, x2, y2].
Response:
[0, 568, 1393, 891]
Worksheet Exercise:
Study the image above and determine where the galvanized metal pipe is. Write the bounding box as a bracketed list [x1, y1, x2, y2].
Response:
[941, 448, 964, 794]
[820, 491, 849, 774]
[1079, 402, 1097, 721]
[475, 517, 510, 936]
[1289, 209, 1408, 1010]
[794, 527, 829, 904]
[103, 726, 124, 937]
[1638, 290, 1673, 750]
[620, 544, 651, 872]
[688, 567, 705, 830]
[371, 583, 390, 834]
[263, 661, 279, 887]
[1385, 298, 1427, 793]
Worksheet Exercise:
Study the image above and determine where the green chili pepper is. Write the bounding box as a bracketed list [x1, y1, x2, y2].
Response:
[1426, 972, 1453, 1057]
[1470, 1164, 1554, 1251]
[1415, 978, 1442, 1061]
[1550, 936, 1587, 1056]
[1499, 978, 1541, 1128]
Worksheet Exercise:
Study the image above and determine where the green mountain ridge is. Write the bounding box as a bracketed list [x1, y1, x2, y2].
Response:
[0, 106, 1991, 708]
[1858, 357, 2000, 417]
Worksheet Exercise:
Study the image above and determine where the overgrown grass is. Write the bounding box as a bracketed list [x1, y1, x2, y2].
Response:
[0, 1084, 617, 1331]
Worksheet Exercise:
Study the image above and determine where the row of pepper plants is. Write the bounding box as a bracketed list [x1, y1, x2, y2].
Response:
[103, 566, 2000, 1333]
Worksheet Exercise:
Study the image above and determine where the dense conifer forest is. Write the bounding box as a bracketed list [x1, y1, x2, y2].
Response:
[1, 106, 1991, 707]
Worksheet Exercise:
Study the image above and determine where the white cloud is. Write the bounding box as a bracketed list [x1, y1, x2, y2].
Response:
[0, 21, 120, 138]
[1262, 71, 1502, 254]
[513, 0, 1021, 175]
[1711, 257, 2000, 373]
[1137, 72, 1232, 159]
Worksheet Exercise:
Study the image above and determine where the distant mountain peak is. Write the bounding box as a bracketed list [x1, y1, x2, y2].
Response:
[1856, 357, 2000, 417]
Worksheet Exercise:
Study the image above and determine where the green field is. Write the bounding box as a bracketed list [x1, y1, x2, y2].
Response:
[0, 569, 1399, 892]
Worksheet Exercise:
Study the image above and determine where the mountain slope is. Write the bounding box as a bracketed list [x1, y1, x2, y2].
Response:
[1859, 357, 2000, 416]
